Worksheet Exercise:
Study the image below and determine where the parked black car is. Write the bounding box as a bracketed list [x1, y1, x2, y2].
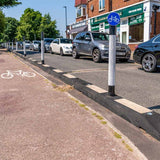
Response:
[72, 31, 131, 63]
[133, 34, 160, 72]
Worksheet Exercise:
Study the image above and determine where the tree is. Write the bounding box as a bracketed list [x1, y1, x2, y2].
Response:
[1, 17, 19, 42]
[16, 8, 42, 41]
[17, 9, 60, 41]
[40, 13, 60, 38]
[0, 10, 5, 41]
[0, 0, 21, 8]
[0, 10, 5, 33]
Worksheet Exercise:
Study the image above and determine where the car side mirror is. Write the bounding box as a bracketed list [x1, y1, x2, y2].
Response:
[85, 37, 91, 41]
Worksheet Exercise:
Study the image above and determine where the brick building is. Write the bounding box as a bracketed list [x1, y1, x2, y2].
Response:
[88, 0, 160, 51]
[68, 0, 88, 39]
[68, 0, 160, 51]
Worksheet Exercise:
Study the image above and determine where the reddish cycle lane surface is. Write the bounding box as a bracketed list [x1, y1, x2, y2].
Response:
[0, 51, 146, 160]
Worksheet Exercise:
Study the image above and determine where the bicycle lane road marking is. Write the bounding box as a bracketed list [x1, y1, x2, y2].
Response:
[0, 70, 36, 79]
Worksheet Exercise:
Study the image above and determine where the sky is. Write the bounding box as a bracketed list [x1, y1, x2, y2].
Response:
[3, 0, 76, 37]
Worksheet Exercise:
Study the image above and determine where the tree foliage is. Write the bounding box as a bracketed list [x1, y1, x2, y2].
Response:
[0, 10, 5, 33]
[39, 14, 60, 38]
[0, 0, 21, 8]
[16, 9, 60, 41]
[1, 17, 19, 42]
[16, 8, 42, 40]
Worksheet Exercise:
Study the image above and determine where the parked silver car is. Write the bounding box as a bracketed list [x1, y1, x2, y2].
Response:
[30, 40, 41, 51]
[72, 31, 131, 63]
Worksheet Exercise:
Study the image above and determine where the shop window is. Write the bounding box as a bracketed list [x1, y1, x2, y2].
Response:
[99, 0, 105, 11]
[76, 5, 86, 18]
[129, 23, 144, 42]
[121, 20, 127, 25]
[116, 27, 120, 42]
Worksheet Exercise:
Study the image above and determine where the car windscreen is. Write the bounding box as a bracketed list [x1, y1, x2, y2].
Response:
[92, 33, 109, 41]
[60, 39, 72, 44]
[44, 40, 53, 43]
[34, 41, 40, 44]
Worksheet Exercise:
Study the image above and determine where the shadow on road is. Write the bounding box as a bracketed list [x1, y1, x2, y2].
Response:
[138, 67, 160, 73]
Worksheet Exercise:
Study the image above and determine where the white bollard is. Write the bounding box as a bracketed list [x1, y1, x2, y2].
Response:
[108, 26, 116, 96]
[16, 42, 18, 51]
[41, 32, 44, 64]
[23, 41, 26, 56]
[12, 42, 14, 50]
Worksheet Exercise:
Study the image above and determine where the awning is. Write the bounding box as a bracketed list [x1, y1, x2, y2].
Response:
[68, 25, 88, 34]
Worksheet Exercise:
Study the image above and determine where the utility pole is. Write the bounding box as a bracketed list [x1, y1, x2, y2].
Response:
[63, 6, 67, 38]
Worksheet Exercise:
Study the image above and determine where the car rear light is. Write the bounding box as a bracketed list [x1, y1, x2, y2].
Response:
[135, 45, 139, 50]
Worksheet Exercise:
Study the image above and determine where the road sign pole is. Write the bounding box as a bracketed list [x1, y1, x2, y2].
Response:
[41, 32, 44, 64]
[108, 26, 116, 96]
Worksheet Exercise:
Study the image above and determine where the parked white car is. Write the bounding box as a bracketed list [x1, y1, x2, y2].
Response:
[50, 38, 72, 56]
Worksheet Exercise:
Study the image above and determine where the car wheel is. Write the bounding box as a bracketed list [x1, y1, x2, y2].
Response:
[72, 48, 79, 59]
[92, 48, 102, 63]
[142, 53, 157, 72]
[60, 48, 64, 56]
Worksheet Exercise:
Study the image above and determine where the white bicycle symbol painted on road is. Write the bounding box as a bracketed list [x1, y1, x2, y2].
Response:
[1, 70, 36, 79]
[108, 16, 120, 24]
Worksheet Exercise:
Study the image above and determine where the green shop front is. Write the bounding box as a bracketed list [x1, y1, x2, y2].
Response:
[89, 2, 149, 50]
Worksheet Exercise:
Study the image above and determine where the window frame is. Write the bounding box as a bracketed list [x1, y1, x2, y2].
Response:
[129, 23, 144, 43]
[99, 0, 105, 11]
[76, 5, 86, 18]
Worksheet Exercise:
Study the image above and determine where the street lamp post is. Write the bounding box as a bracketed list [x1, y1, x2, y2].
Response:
[63, 6, 67, 38]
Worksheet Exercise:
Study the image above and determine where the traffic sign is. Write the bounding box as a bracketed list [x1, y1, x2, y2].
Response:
[107, 12, 120, 26]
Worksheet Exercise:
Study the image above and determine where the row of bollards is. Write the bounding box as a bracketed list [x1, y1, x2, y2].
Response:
[1, 32, 45, 64]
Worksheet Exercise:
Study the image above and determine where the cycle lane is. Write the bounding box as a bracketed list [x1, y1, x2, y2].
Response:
[0, 51, 146, 159]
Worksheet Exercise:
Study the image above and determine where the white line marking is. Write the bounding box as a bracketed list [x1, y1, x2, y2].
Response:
[115, 98, 152, 114]
[28, 58, 32, 60]
[53, 69, 63, 73]
[37, 62, 42, 64]
[43, 64, 50, 67]
[63, 74, 76, 79]
[31, 59, 36, 62]
[86, 84, 108, 93]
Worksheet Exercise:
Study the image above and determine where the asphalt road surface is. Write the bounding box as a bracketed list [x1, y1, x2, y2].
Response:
[18, 50, 160, 114]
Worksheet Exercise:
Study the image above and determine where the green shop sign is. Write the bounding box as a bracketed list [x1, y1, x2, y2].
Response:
[91, 25, 99, 31]
[90, 3, 143, 26]
[129, 14, 144, 25]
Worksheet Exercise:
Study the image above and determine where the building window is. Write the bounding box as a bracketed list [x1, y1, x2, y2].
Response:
[76, 5, 86, 18]
[129, 23, 144, 42]
[99, 0, 105, 11]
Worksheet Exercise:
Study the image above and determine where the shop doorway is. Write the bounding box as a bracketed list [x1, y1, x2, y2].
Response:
[122, 32, 127, 44]
[99, 23, 105, 32]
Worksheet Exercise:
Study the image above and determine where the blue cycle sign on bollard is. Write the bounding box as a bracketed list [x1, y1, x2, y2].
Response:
[107, 12, 120, 96]
[107, 12, 120, 26]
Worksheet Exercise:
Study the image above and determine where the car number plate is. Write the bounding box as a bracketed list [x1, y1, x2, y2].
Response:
[116, 52, 126, 56]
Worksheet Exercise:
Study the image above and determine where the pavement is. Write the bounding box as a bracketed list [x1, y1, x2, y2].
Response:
[0, 49, 148, 159]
